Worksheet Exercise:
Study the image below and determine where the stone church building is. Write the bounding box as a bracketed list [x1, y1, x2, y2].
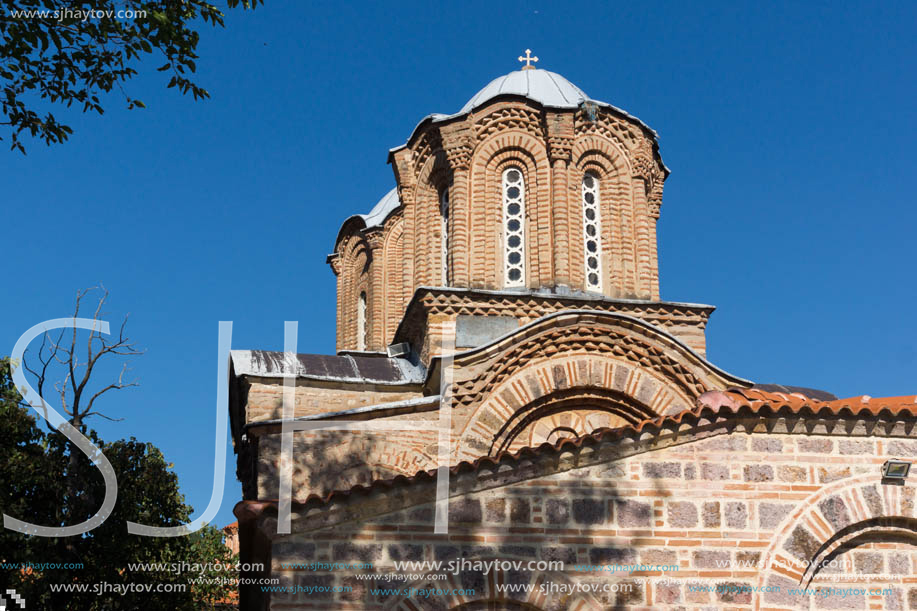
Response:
[229, 58, 917, 610]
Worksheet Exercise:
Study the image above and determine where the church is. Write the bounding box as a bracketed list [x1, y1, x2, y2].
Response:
[228, 54, 917, 610]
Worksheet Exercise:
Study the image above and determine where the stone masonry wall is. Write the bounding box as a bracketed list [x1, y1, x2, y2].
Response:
[263, 432, 917, 610]
[241, 378, 422, 424]
[254, 414, 439, 502]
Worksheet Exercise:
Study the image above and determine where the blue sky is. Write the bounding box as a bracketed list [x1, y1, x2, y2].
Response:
[3, 1, 915, 529]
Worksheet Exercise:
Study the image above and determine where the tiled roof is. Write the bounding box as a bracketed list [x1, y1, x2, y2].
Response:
[752, 383, 837, 401]
[234, 388, 917, 522]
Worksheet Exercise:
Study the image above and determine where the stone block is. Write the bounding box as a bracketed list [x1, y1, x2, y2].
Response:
[615, 499, 651, 527]
[759, 503, 793, 530]
[725, 502, 747, 529]
[744, 464, 774, 482]
[545, 499, 569, 525]
[701, 463, 730, 480]
[642, 461, 682, 479]
[572, 498, 606, 525]
[668, 501, 698, 527]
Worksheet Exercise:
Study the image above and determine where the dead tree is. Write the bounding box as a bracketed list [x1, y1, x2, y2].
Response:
[22, 286, 143, 525]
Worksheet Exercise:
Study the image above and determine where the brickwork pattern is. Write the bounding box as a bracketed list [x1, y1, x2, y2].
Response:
[256, 433, 917, 611]
[241, 312, 743, 503]
[395, 289, 713, 364]
[332, 98, 667, 352]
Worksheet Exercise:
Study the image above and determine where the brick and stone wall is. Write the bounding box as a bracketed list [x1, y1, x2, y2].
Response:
[238, 378, 423, 425]
[250, 428, 917, 610]
[394, 289, 715, 362]
[239, 313, 749, 504]
[331, 97, 668, 353]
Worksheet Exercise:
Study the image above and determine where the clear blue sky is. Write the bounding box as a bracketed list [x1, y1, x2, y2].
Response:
[3, 1, 915, 529]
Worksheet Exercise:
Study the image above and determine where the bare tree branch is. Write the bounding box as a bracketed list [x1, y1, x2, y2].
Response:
[84, 362, 139, 415]
[22, 286, 142, 429]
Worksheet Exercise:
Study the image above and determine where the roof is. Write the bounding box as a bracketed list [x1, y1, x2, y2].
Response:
[234, 388, 917, 520]
[753, 383, 837, 402]
[230, 350, 425, 386]
[336, 68, 667, 247]
[361, 187, 400, 228]
[459, 69, 589, 114]
[388, 68, 665, 163]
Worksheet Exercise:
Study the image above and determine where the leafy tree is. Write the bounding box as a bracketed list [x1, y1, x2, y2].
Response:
[0, 357, 57, 597]
[0, 363, 237, 609]
[1, 0, 261, 153]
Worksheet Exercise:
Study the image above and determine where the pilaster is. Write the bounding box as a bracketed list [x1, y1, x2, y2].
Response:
[364, 229, 385, 350]
[441, 121, 474, 287]
[547, 112, 574, 288]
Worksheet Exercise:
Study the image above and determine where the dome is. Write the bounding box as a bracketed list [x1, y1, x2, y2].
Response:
[389, 67, 660, 160]
[360, 187, 400, 228]
[459, 69, 590, 114]
[334, 187, 402, 250]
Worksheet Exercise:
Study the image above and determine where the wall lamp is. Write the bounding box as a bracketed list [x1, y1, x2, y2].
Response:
[882, 460, 911, 480]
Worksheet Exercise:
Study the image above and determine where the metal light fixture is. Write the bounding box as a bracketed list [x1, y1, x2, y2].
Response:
[882, 460, 911, 480]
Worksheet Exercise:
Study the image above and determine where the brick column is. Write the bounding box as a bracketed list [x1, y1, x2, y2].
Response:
[390, 149, 416, 298]
[647, 180, 663, 300]
[442, 123, 474, 287]
[631, 152, 657, 300]
[365, 229, 385, 350]
[547, 113, 574, 289]
[327, 253, 343, 352]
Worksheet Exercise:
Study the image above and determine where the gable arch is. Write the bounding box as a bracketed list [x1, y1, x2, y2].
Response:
[451, 310, 743, 412]
[451, 310, 748, 461]
[457, 353, 688, 461]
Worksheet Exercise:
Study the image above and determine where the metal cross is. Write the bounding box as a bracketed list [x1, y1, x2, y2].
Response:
[518, 49, 539, 69]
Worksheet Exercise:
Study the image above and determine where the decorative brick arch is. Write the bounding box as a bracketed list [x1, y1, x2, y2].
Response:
[338, 234, 372, 351]
[470, 130, 551, 288]
[452, 311, 746, 461]
[571, 134, 631, 176]
[451, 310, 742, 413]
[412, 149, 451, 286]
[571, 135, 640, 296]
[754, 473, 917, 609]
[382, 558, 604, 611]
[458, 354, 687, 460]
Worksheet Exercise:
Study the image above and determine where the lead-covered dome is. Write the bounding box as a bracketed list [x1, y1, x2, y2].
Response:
[459, 69, 590, 114]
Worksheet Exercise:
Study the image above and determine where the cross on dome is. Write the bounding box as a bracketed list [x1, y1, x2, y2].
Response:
[518, 49, 538, 70]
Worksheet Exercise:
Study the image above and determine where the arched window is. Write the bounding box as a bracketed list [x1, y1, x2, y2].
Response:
[502, 167, 525, 287]
[356, 291, 367, 351]
[439, 187, 449, 286]
[581, 172, 602, 291]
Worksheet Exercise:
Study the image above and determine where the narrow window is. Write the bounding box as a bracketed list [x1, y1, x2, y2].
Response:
[440, 188, 449, 286]
[582, 173, 603, 291]
[502, 167, 525, 287]
[357, 291, 367, 351]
